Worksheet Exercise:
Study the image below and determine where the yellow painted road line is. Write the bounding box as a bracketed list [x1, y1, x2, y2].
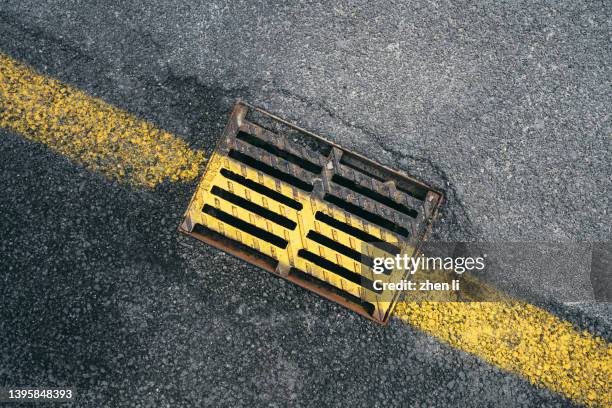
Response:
[1, 52, 610, 407]
[0, 52, 205, 188]
[395, 301, 612, 407]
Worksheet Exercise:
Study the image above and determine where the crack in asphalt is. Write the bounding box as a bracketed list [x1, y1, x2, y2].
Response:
[272, 86, 480, 241]
[0, 9, 488, 243]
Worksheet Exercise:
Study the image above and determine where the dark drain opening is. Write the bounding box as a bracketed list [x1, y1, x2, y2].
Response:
[298, 249, 382, 294]
[306, 230, 373, 268]
[210, 186, 297, 230]
[192, 223, 279, 270]
[324, 194, 410, 237]
[245, 109, 333, 157]
[340, 153, 428, 201]
[229, 149, 314, 192]
[220, 169, 303, 211]
[314, 211, 400, 255]
[203, 204, 289, 249]
[236, 131, 322, 174]
[331, 174, 418, 218]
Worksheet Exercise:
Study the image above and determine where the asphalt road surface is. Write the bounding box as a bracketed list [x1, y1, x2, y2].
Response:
[1, 1, 610, 407]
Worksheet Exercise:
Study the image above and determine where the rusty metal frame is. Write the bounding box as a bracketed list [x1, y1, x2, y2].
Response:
[179, 101, 443, 324]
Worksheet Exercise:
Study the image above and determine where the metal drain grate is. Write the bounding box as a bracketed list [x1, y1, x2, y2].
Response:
[179, 101, 443, 324]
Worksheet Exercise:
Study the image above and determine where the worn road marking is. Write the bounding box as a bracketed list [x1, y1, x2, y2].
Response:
[1, 52, 610, 407]
[0, 52, 205, 187]
[395, 300, 612, 407]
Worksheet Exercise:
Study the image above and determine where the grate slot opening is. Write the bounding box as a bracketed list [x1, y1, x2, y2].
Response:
[288, 267, 375, 316]
[340, 153, 428, 201]
[229, 149, 313, 192]
[203, 204, 288, 249]
[307, 230, 371, 268]
[297, 249, 382, 294]
[246, 109, 333, 156]
[211, 186, 297, 230]
[331, 174, 418, 218]
[237, 131, 322, 174]
[192, 223, 279, 269]
[314, 211, 400, 255]
[220, 169, 303, 211]
[324, 194, 410, 237]
[306, 230, 393, 276]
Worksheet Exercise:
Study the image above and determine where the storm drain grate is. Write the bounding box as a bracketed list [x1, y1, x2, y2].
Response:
[179, 101, 443, 324]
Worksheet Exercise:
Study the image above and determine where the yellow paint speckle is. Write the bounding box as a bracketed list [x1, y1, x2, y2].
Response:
[0, 52, 205, 188]
[394, 301, 612, 407]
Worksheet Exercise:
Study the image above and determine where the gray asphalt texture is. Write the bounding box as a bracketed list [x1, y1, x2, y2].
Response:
[0, 1, 610, 407]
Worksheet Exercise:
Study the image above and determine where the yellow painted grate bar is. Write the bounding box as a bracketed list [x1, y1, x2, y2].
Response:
[179, 102, 442, 323]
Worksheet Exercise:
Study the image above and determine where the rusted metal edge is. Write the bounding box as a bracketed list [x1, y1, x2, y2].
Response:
[179, 100, 444, 324]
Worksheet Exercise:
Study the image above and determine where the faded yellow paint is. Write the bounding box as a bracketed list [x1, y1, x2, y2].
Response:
[2, 51, 610, 407]
[183, 151, 414, 322]
[0, 52, 204, 187]
[395, 301, 612, 407]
